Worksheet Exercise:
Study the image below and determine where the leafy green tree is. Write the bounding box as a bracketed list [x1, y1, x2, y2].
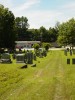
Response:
[0, 4, 16, 49]
[48, 27, 58, 42]
[39, 26, 49, 42]
[57, 18, 75, 47]
[15, 16, 29, 40]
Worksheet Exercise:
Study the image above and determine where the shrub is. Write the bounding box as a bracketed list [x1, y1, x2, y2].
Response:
[42, 43, 51, 51]
[33, 43, 40, 50]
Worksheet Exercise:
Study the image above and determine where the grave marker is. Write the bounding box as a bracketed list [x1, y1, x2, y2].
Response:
[0, 53, 12, 63]
[16, 54, 25, 63]
[67, 58, 70, 64]
[72, 58, 75, 64]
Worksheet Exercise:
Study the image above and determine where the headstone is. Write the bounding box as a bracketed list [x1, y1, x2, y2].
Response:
[70, 50, 72, 56]
[12, 53, 16, 59]
[0, 53, 12, 63]
[64, 50, 67, 56]
[27, 51, 33, 64]
[16, 54, 25, 63]
[72, 58, 75, 64]
[67, 58, 70, 64]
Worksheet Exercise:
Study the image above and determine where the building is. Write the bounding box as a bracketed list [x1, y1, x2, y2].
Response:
[16, 41, 40, 48]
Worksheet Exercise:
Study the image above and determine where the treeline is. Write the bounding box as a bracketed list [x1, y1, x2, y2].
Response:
[0, 4, 75, 50]
[15, 16, 58, 42]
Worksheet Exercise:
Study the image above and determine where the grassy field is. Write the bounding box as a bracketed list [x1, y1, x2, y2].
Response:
[0, 50, 75, 100]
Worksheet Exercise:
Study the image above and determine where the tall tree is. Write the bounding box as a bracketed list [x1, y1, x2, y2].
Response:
[15, 16, 29, 40]
[0, 4, 16, 49]
[39, 26, 48, 42]
[48, 27, 58, 42]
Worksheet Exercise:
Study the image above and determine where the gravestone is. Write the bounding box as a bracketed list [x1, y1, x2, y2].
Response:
[16, 54, 25, 63]
[0, 53, 12, 63]
[26, 51, 33, 64]
[67, 58, 70, 64]
[70, 50, 72, 56]
[64, 50, 67, 56]
[12, 53, 16, 59]
[72, 58, 75, 64]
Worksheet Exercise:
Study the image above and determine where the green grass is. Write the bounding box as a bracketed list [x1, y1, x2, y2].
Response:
[0, 50, 75, 100]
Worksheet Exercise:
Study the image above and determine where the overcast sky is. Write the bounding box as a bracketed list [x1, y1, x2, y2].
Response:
[0, 0, 75, 29]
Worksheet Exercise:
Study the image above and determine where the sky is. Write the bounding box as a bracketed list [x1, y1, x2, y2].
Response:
[0, 0, 75, 29]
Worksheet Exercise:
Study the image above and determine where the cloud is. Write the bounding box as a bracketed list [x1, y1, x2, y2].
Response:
[0, 0, 75, 29]
[26, 10, 62, 29]
[12, 0, 41, 14]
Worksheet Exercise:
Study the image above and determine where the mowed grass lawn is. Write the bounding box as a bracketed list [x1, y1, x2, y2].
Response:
[0, 50, 75, 100]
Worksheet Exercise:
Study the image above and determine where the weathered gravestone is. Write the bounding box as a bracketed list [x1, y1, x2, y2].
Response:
[72, 58, 75, 64]
[16, 54, 25, 63]
[70, 50, 72, 56]
[0, 53, 12, 63]
[12, 53, 16, 59]
[26, 51, 33, 64]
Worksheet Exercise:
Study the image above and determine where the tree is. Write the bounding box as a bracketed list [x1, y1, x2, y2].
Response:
[0, 4, 16, 49]
[39, 26, 48, 42]
[15, 16, 29, 40]
[42, 43, 51, 51]
[57, 18, 75, 47]
[48, 27, 58, 42]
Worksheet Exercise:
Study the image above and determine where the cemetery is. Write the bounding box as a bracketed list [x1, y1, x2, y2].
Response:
[0, 49, 75, 100]
[0, 2, 75, 100]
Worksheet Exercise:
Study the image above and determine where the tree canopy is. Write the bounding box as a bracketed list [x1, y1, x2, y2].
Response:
[15, 16, 29, 41]
[57, 18, 75, 47]
[0, 4, 16, 49]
